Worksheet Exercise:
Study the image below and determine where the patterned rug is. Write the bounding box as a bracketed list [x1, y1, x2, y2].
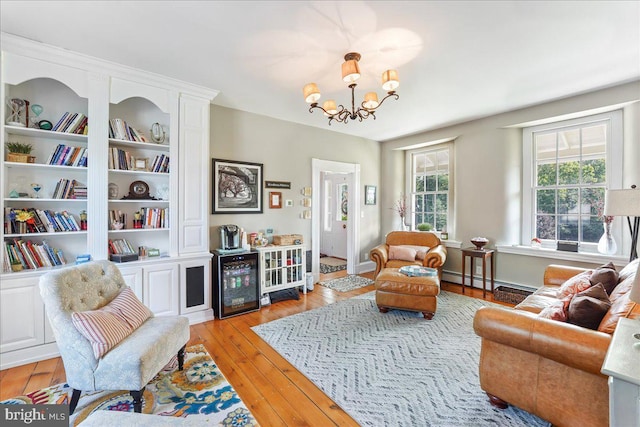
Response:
[319, 274, 374, 292]
[1, 344, 257, 426]
[252, 291, 550, 427]
[319, 256, 347, 274]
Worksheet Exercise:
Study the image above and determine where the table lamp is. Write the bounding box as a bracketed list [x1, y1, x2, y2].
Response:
[604, 185, 640, 261]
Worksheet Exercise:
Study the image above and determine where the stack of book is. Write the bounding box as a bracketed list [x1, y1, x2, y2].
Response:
[4, 208, 81, 234]
[52, 179, 86, 199]
[108, 118, 147, 142]
[138, 207, 169, 228]
[51, 113, 88, 134]
[150, 154, 170, 173]
[108, 238, 136, 255]
[46, 144, 88, 167]
[108, 147, 133, 170]
[4, 239, 67, 271]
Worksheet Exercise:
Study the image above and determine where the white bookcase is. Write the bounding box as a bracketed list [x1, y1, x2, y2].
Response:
[256, 245, 307, 296]
[0, 33, 219, 369]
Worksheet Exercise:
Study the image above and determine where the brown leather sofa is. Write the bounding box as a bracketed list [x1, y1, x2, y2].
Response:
[473, 259, 639, 427]
[369, 231, 447, 278]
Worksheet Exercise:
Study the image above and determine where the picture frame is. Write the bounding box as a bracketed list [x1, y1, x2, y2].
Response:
[365, 185, 377, 205]
[133, 157, 148, 171]
[269, 191, 282, 208]
[212, 158, 263, 214]
[285, 199, 293, 207]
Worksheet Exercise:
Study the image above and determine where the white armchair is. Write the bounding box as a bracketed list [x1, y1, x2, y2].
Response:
[39, 260, 190, 414]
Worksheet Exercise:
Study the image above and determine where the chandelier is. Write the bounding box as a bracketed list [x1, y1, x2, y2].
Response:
[303, 52, 399, 125]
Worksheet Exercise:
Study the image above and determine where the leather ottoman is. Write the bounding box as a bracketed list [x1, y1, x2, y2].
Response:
[375, 267, 440, 319]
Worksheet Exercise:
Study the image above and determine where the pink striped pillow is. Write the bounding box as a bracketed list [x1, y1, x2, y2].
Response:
[71, 287, 152, 358]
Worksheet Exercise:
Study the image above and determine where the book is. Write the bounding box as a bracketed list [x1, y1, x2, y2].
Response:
[51, 112, 70, 132]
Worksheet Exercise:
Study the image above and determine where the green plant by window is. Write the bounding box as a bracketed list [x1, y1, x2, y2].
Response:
[5, 142, 33, 154]
[416, 223, 433, 231]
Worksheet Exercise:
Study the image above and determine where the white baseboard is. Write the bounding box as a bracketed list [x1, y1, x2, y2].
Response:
[442, 270, 537, 293]
[0, 342, 60, 371]
[356, 260, 375, 274]
[184, 309, 214, 325]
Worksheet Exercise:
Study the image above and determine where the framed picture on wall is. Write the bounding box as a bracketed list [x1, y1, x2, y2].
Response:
[212, 158, 263, 214]
[269, 191, 282, 208]
[365, 185, 377, 205]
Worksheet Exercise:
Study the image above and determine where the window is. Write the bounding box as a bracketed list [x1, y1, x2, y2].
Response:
[522, 111, 623, 251]
[406, 144, 452, 232]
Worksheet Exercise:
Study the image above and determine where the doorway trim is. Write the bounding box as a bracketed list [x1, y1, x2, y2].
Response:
[312, 158, 360, 282]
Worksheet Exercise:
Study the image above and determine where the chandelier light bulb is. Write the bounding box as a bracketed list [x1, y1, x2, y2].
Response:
[363, 92, 379, 109]
[303, 83, 321, 104]
[382, 69, 400, 92]
[322, 100, 338, 116]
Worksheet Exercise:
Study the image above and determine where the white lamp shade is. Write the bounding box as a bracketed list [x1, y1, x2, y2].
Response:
[322, 100, 337, 116]
[363, 92, 379, 109]
[303, 83, 321, 104]
[604, 188, 640, 216]
[382, 69, 400, 91]
[342, 59, 361, 84]
[630, 260, 640, 304]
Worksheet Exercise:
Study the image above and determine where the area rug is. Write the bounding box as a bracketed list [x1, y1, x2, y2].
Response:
[320, 256, 347, 274]
[252, 291, 550, 427]
[319, 274, 374, 292]
[1, 344, 257, 427]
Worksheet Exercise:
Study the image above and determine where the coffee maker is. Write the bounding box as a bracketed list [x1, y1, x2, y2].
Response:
[220, 224, 240, 250]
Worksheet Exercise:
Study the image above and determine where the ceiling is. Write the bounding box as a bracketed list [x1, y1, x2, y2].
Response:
[1, 1, 639, 142]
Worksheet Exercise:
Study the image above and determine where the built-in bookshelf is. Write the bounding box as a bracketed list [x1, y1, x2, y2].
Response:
[0, 34, 217, 369]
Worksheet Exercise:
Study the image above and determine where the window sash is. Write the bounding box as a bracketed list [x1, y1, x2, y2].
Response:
[522, 110, 623, 252]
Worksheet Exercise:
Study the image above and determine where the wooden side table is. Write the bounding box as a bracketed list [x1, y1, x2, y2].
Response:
[461, 247, 495, 298]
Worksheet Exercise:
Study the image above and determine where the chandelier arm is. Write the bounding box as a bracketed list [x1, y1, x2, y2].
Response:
[360, 91, 400, 112]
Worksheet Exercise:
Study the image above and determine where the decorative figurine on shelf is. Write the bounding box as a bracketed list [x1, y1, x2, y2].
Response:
[150, 122, 166, 144]
[108, 183, 119, 199]
[133, 211, 143, 229]
[79, 210, 88, 230]
[30, 183, 42, 199]
[6, 98, 26, 127]
[30, 104, 43, 128]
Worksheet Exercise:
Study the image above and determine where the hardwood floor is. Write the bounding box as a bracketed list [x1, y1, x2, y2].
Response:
[0, 271, 513, 425]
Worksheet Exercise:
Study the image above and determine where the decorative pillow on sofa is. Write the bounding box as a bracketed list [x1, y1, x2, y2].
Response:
[389, 245, 418, 262]
[399, 245, 428, 261]
[538, 296, 573, 322]
[71, 287, 152, 358]
[589, 261, 619, 295]
[567, 283, 612, 330]
[557, 271, 593, 299]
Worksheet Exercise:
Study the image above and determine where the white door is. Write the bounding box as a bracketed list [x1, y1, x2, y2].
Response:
[320, 172, 348, 259]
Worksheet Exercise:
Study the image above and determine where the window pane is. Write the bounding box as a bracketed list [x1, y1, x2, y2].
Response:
[557, 128, 580, 159]
[436, 194, 447, 213]
[425, 194, 434, 212]
[557, 188, 578, 214]
[581, 158, 606, 184]
[536, 189, 556, 214]
[414, 153, 426, 174]
[438, 173, 449, 191]
[426, 175, 436, 191]
[582, 124, 607, 156]
[558, 160, 580, 185]
[436, 150, 449, 172]
[537, 163, 556, 186]
[581, 187, 605, 216]
[582, 215, 602, 243]
[425, 153, 437, 173]
[558, 215, 579, 241]
[414, 213, 423, 225]
[435, 214, 447, 231]
[535, 132, 556, 161]
[536, 215, 556, 240]
[415, 194, 424, 212]
[415, 175, 425, 192]
[425, 213, 434, 225]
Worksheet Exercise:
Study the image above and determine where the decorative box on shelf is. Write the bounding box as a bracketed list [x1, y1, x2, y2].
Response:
[109, 253, 139, 263]
[273, 234, 303, 245]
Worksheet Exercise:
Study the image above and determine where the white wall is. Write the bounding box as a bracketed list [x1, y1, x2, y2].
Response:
[382, 81, 640, 287]
[209, 106, 380, 263]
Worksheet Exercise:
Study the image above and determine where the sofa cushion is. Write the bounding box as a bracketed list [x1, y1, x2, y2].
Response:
[389, 245, 417, 262]
[71, 287, 151, 358]
[589, 262, 619, 295]
[567, 283, 612, 330]
[538, 296, 572, 322]
[557, 271, 593, 299]
[399, 245, 428, 260]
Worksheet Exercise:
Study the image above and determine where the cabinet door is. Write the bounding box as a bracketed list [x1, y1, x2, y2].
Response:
[180, 258, 211, 315]
[143, 263, 179, 316]
[117, 265, 143, 301]
[0, 276, 44, 352]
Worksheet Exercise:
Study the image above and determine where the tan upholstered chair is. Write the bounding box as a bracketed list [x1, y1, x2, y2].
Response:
[369, 231, 447, 278]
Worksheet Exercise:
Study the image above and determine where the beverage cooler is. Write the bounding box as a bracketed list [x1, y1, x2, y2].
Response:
[212, 250, 260, 319]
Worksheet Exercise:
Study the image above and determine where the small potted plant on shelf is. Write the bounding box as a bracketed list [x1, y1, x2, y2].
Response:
[5, 142, 35, 163]
[416, 223, 433, 232]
